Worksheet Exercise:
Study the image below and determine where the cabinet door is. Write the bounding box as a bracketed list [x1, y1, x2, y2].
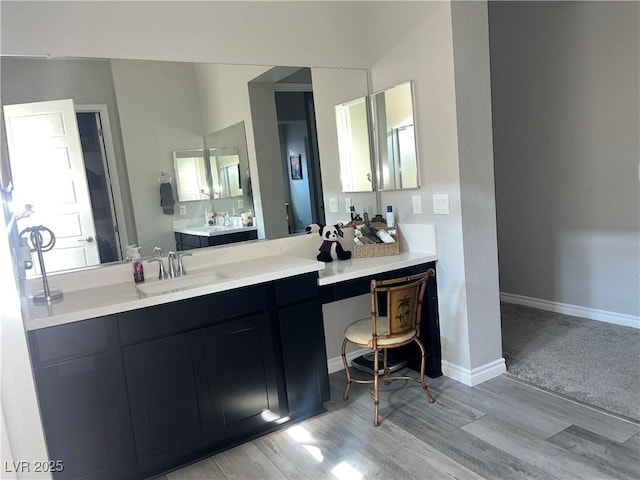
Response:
[279, 300, 329, 414]
[202, 313, 283, 438]
[36, 352, 134, 479]
[122, 331, 213, 471]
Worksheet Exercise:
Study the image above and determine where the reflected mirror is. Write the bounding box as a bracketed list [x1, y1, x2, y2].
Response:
[372, 81, 419, 190]
[209, 148, 241, 198]
[204, 121, 252, 206]
[335, 96, 373, 192]
[173, 149, 208, 202]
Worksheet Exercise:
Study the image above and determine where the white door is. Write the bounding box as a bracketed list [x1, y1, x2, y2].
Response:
[4, 99, 100, 274]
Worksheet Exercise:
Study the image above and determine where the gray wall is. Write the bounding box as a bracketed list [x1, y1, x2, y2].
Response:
[490, 1, 640, 316]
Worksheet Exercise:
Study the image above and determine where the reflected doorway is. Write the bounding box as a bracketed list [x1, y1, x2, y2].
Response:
[76, 111, 123, 263]
[276, 89, 325, 233]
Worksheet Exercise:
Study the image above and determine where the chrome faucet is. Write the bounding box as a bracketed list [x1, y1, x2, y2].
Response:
[167, 251, 178, 278]
[167, 251, 192, 278]
[148, 246, 168, 279]
[176, 252, 192, 276]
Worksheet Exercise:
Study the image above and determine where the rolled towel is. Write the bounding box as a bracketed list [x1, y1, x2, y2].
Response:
[160, 182, 175, 215]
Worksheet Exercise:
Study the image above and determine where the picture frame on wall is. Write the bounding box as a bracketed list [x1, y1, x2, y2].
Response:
[290, 154, 302, 180]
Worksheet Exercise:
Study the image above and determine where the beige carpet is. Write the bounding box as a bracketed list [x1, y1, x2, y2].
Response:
[501, 303, 640, 421]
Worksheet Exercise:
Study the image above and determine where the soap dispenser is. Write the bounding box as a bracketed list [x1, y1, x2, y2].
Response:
[130, 246, 144, 283]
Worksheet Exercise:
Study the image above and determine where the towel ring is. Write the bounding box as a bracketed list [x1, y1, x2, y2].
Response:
[158, 171, 172, 184]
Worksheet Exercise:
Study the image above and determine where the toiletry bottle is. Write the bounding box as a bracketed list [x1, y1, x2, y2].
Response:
[386, 205, 394, 228]
[131, 247, 144, 283]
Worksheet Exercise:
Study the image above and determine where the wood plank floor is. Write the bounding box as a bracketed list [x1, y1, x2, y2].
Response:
[162, 370, 640, 480]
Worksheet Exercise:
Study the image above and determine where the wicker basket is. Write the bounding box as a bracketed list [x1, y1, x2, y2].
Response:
[352, 227, 400, 258]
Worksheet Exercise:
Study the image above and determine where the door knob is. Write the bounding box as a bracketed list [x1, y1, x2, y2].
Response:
[78, 236, 94, 243]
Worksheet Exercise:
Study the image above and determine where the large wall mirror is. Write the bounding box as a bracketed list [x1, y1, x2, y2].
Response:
[0, 56, 373, 277]
[372, 81, 419, 190]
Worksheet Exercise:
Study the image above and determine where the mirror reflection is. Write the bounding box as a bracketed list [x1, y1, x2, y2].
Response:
[210, 148, 241, 198]
[173, 149, 208, 202]
[1, 56, 373, 277]
[204, 121, 252, 208]
[335, 96, 373, 192]
[373, 81, 419, 190]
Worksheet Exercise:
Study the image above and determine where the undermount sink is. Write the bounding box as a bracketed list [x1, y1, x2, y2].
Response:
[136, 271, 226, 295]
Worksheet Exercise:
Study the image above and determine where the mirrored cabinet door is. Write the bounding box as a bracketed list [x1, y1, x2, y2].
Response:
[372, 81, 419, 191]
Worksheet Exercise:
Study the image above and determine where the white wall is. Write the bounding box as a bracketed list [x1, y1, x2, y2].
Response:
[0, 214, 50, 479]
[364, 1, 503, 376]
[0, 1, 370, 68]
[450, 1, 503, 371]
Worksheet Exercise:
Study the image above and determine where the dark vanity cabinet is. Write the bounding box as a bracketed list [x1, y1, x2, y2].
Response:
[202, 312, 283, 441]
[122, 330, 213, 473]
[27, 272, 326, 479]
[275, 274, 330, 414]
[28, 317, 137, 480]
[175, 230, 258, 251]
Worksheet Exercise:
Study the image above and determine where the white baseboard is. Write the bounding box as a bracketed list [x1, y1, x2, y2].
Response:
[441, 358, 506, 386]
[331, 352, 506, 387]
[500, 292, 640, 329]
[327, 350, 364, 374]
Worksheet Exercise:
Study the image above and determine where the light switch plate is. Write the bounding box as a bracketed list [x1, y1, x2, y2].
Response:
[412, 195, 422, 214]
[344, 197, 352, 212]
[179, 205, 186, 216]
[329, 197, 339, 213]
[238, 199, 243, 209]
[433, 194, 450, 214]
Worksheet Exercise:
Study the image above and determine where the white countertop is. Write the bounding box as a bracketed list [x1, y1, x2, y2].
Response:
[174, 225, 258, 237]
[23, 255, 324, 331]
[318, 252, 437, 286]
[22, 223, 438, 331]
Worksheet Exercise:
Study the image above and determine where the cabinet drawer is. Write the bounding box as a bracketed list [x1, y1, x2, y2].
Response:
[118, 284, 269, 346]
[274, 273, 319, 306]
[31, 317, 109, 364]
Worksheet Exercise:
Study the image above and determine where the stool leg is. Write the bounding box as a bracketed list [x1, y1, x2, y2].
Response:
[415, 338, 435, 404]
[341, 338, 352, 401]
[373, 347, 380, 426]
[383, 348, 390, 385]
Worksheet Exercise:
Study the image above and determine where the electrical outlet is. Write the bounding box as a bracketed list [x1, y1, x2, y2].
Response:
[238, 199, 243, 209]
[179, 205, 187, 216]
[344, 197, 352, 212]
[329, 197, 339, 213]
[412, 195, 422, 214]
[433, 194, 450, 214]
